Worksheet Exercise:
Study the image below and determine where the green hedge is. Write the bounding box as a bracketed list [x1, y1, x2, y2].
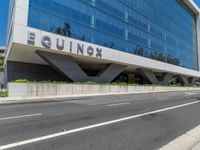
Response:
[0, 91, 8, 97]
[13, 79, 30, 83]
[11, 79, 190, 87]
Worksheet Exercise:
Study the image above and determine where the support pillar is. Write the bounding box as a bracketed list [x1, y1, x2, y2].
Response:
[36, 51, 127, 83]
[36, 51, 91, 82]
[137, 68, 172, 85]
[94, 64, 127, 82]
[177, 76, 197, 86]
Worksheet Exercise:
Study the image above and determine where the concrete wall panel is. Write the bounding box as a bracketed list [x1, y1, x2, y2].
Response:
[8, 82, 200, 98]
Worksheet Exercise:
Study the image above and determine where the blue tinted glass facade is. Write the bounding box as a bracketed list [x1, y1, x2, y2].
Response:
[28, 0, 198, 70]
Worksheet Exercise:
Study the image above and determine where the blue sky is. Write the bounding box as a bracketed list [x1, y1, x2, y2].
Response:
[0, 0, 200, 46]
[195, 0, 200, 6]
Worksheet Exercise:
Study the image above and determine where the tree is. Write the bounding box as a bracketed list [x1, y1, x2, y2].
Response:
[0, 56, 4, 66]
[62, 22, 71, 37]
[150, 53, 180, 66]
[53, 22, 71, 37]
[150, 53, 166, 62]
[55, 27, 62, 35]
[166, 55, 180, 65]
[134, 45, 144, 56]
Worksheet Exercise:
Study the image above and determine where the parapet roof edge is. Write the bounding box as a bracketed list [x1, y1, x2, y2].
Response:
[182, 0, 200, 15]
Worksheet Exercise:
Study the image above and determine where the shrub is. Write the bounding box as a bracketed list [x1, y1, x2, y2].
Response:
[42, 80, 52, 83]
[84, 81, 97, 85]
[128, 83, 140, 86]
[143, 84, 161, 86]
[13, 79, 29, 83]
[111, 82, 128, 86]
[74, 82, 81, 84]
[11, 79, 189, 87]
[0, 91, 8, 97]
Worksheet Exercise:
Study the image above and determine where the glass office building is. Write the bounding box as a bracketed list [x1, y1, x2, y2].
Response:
[4, 0, 200, 86]
[28, 0, 198, 70]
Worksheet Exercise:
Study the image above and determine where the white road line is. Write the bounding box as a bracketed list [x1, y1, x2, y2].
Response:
[89, 102, 118, 106]
[0, 113, 42, 121]
[107, 102, 130, 107]
[0, 101, 199, 150]
[158, 98, 168, 100]
[184, 92, 197, 95]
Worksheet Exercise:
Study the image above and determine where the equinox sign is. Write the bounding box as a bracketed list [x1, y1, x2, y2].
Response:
[27, 31, 102, 58]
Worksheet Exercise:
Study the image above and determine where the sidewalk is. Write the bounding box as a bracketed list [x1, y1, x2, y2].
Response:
[192, 143, 200, 150]
[0, 89, 188, 105]
[0, 94, 95, 105]
[159, 125, 200, 150]
[0, 91, 159, 105]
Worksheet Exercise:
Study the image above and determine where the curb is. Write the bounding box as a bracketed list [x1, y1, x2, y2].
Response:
[0, 91, 166, 105]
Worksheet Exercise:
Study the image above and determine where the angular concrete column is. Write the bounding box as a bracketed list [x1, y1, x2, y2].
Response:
[137, 68, 158, 84]
[196, 15, 200, 71]
[0, 68, 4, 85]
[188, 77, 197, 85]
[36, 51, 92, 82]
[137, 68, 172, 84]
[177, 76, 190, 86]
[94, 64, 127, 83]
[158, 73, 173, 84]
[177, 76, 197, 86]
[36, 51, 127, 83]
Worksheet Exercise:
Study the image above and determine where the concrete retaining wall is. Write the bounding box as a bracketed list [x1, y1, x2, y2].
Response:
[8, 82, 200, 98]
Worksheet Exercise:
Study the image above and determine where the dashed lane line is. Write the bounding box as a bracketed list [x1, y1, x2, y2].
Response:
[0, 113, 42, 121]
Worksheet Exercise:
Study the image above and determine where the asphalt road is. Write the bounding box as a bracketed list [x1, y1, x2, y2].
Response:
[1, 90, 200, 150]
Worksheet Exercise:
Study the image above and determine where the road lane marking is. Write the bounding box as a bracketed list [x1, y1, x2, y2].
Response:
[107, 102, 130, 107]
[0, 113, 42, 121]
[184, 92, 197, 95]
[0, 101, 199, 150]
[89, 102, 121, 106]
[158, 98, 168, 100]
[89, 102, 112, 105]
